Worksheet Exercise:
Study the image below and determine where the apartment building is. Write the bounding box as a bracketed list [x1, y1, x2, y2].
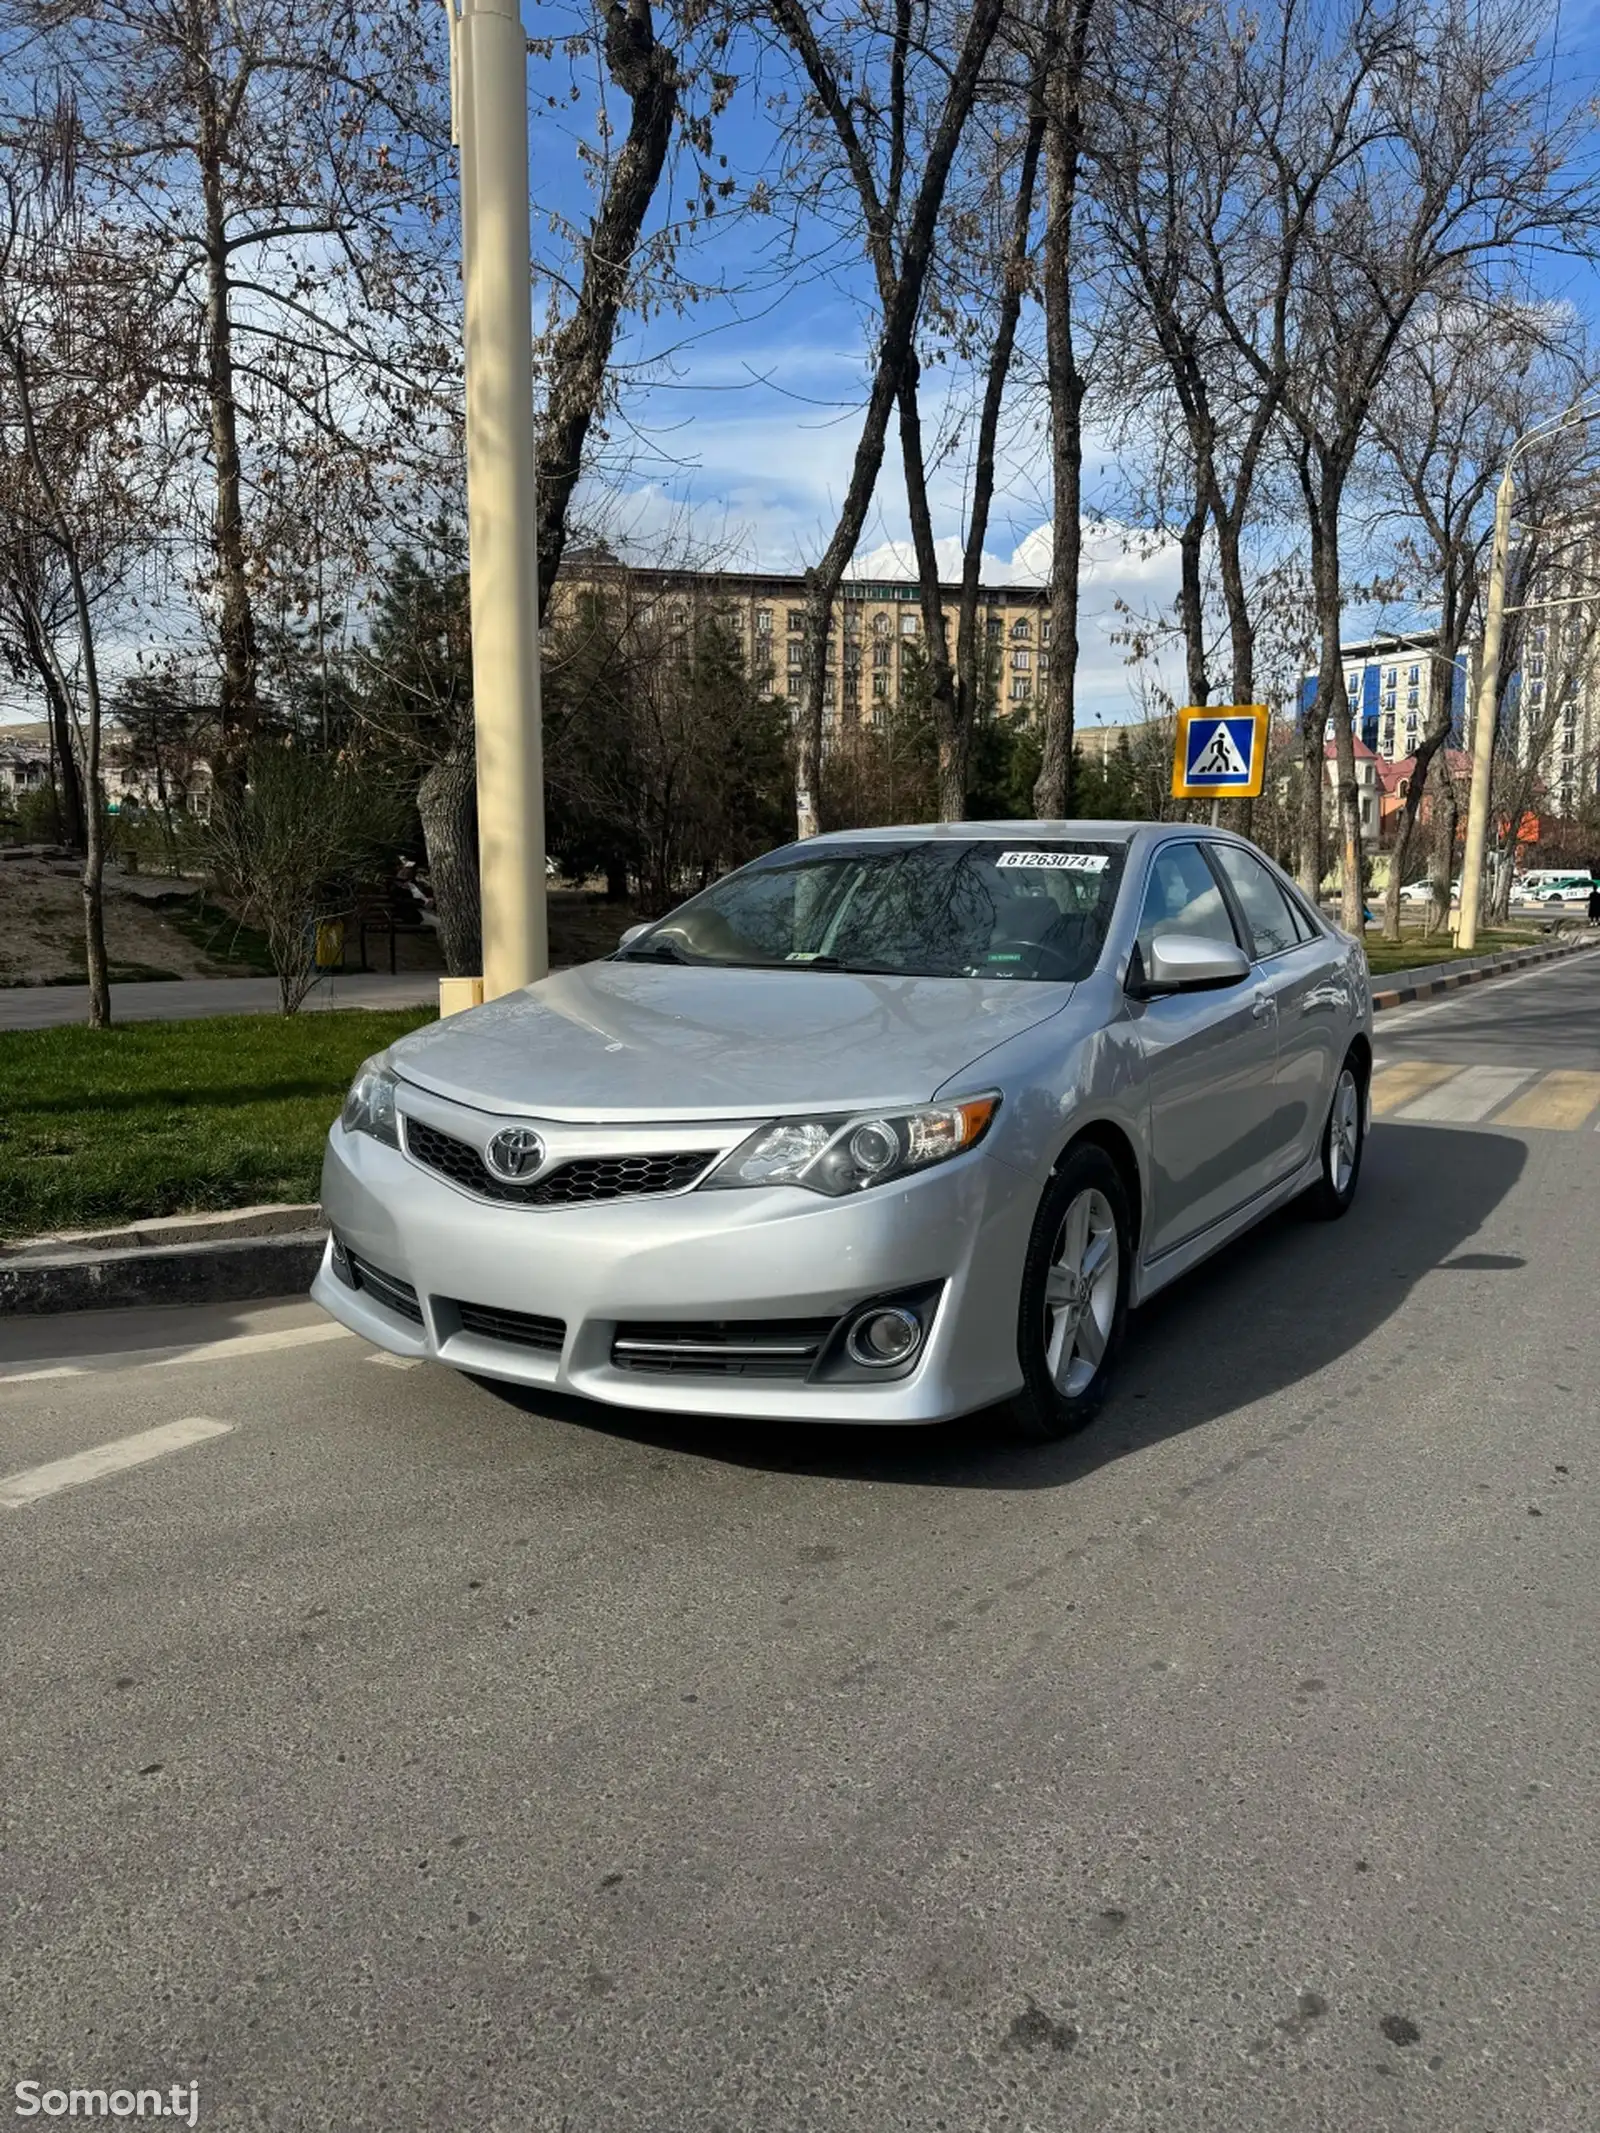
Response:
[1296, 632, 1467, 764]
[550, 556, 1053, 726]
[1503, 553, 1600, 821]
[1302, 603, 1600, 822]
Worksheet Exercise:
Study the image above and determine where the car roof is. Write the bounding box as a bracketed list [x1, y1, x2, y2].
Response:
[812, 819, 1148, 846]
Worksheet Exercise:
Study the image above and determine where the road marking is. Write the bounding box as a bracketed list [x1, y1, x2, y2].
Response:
[0, 1417, 234, 1510]
[0, 1319, 354, 1386]
[1497, 1070, 1600, 1131]
[1370, 1061, 1459, 1115]
[1396, 1064, 1534, 1124]
[366, 1352, 421, 1370]
[1377, 954, 1592, 1030]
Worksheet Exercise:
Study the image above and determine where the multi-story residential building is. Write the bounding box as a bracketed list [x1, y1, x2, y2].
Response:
[1303, 604, 1600, 826]
[1500, 548, 1600, 821]
[550, 555, 1052, 728]
[1299, 632, 1468, 764]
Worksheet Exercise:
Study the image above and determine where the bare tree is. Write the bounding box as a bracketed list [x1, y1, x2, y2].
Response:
[1366, 302, 1589, 939]
[763, 0, 1010, 838]
[0, 96, 165, 1025]
[1092, 0, 1306, 736]
[206, 741, 405, 1013]
[2, 0, 460, 767]
[532, 0, 680, 619]
[1260, 0, 1598, 926]
[1031, 0, 1097, 819]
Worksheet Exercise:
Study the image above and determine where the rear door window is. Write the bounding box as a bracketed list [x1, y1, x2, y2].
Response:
[1210, 845, 1305, 960]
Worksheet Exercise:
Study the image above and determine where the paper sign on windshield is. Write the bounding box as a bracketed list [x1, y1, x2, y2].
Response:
[997, 851, 1109, 872]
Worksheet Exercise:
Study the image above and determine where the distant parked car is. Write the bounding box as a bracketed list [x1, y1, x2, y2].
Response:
[1396, 880, 1437, 904]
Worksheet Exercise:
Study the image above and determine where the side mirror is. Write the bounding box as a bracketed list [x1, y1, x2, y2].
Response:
[618, 922, 651, 950]
[1131, 933, 1250, 997]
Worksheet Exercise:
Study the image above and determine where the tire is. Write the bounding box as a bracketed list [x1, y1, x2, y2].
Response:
[1303, 1052, 1365, 1221]
[1007, 1143, 1132, 1443]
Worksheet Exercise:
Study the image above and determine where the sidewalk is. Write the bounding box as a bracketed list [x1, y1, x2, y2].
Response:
[0, 971, 438, 1032]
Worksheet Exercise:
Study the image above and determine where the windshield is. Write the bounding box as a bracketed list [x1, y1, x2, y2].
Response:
[618, 839, 1126, 982]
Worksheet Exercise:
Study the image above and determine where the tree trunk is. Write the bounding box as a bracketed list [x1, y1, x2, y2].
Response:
[954, 73, 1048, 798]
[1296, 468, 1341, 904]
[5, 330, 110, 1024]
[16, 599, 87, 851]
[1179, 497, 1209, 708]
[898, 359, 963, 818]
[200, 104, 257, 759]
[1379, 697, 1455, 943]
[1431, 752, 1460, 934]
[417, 741, 482, 975]
[535, 1, 677, 621]
[1032, 0, 1094, 820]
[775, 0, 1010, 839]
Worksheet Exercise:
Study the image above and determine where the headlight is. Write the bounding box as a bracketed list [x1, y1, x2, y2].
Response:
[703, 1094, 999, 1195]
[341, 1054, 399, 1147]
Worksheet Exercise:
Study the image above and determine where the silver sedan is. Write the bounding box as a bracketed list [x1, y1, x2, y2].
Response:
[313, 822, 1371, 1439]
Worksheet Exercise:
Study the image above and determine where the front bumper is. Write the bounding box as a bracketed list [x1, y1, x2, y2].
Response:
[312, 1118, 1033, 1423]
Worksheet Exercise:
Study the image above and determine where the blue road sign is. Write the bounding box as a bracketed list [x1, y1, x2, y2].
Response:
[1171, 706, 1268, 799]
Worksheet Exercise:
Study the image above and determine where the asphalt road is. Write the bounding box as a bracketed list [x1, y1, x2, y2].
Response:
[3, 957, 1599, 2132]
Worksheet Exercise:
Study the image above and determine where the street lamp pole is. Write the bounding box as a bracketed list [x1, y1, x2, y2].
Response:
[1455, 463, 1514, 953]
[449, 0, 547, 1002]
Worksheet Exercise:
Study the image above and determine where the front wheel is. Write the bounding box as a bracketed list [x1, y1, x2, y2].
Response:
[1007, 1144, 1132, 1443]
[1303, 1055, 1365, 1221]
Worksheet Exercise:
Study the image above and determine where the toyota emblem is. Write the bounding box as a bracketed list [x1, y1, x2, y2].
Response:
[483, 1126, 546, 1183]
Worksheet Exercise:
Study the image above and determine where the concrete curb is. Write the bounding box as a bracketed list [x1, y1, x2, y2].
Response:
[1370, 932, 1598, 1011]
[0, 1230, 328, 1317]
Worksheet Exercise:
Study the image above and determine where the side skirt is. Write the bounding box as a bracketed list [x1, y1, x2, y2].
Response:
[1129, 1148, 1324, 1309]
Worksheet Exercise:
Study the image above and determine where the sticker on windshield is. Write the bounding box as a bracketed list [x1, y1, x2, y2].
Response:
[997, 850, 1109, 872]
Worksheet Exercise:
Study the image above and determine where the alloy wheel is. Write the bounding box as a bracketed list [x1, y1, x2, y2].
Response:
[1043, 1187, 1119, 1398]
[1328, 1066, 1360, 1196]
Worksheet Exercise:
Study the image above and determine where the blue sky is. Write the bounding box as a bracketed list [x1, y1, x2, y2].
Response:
[527, 0, 1600, 727]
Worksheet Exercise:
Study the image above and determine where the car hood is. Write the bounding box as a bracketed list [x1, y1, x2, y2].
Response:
[391, 961, 1073, 1121]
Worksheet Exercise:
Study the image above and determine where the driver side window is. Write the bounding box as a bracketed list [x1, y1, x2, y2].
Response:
[1135, 843, 1241, 967]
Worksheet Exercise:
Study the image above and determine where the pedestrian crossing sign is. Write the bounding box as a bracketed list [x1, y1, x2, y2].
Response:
[1171, 705, 1269, 799]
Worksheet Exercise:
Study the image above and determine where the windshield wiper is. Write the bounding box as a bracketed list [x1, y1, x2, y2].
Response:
[754, 954, 909, 975]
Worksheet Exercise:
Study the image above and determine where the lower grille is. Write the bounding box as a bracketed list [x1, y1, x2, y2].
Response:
[453, 1301, 566, 1353]
[405, 1117, 718, 1207]
[338, 1241, 424, 1325]
[611, 1317, 838, 1379]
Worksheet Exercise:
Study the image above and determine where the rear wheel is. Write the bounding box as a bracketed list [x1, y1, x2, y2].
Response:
[1008, 1144, 1131, 1443]
[1303, 1054, 1364, 1221]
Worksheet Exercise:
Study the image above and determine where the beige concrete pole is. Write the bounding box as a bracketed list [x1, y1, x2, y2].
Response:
[1455, 463, 1515, 952]
[456, 0, 547, 999]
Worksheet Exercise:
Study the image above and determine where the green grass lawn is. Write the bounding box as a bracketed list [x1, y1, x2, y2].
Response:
[0, 1008, 434, 1240]
[1362, 926, 1544, 977]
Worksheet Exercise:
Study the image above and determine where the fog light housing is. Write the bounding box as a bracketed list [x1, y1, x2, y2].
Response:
[330, 1234, 356, 1288]
[845, 1305, 923, 1368]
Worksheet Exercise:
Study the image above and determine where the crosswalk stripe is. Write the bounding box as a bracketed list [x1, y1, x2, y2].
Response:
[1496, 1070, 1600, 1131]
[1370, 1061, 1459, 1115]
[1396, 1064, 1534, 1124]
[0, 1417, 233, 1510]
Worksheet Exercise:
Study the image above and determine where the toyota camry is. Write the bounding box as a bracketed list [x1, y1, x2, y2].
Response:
[313, 822, 1371, 1439]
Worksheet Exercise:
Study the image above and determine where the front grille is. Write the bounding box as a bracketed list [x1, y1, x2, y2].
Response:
[340, 1241, 424, 1324]
[611, 1317, 838, 1379]
[452, 1301, 566, 1354]
[404, 1117, 718, 1207]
